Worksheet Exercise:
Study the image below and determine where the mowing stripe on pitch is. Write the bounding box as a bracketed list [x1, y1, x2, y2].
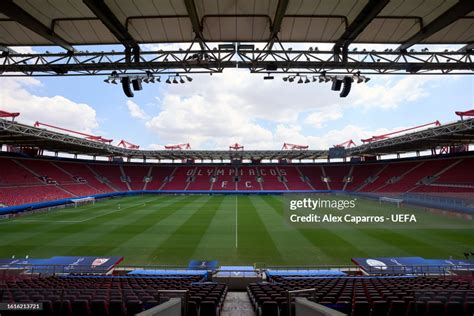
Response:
[6, 196, 160, 224]
[235, 195, 238, 248]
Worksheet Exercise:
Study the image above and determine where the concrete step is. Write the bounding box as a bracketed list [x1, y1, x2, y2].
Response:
[221, 292, 255, 316]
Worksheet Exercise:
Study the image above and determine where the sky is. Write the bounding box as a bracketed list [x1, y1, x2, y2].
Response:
[0, 43, 473, 152]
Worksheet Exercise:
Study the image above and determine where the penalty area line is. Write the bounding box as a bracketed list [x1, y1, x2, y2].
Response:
[2, 196, 160, 224]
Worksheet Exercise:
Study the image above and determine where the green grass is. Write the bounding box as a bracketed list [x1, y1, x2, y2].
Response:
[0, 194, 472, 266]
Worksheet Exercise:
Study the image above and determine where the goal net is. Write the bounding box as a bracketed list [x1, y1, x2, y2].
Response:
[71, 197, 96, 208]
[379, 196, 404, 208]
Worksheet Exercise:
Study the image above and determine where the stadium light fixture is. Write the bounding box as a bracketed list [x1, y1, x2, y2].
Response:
[180, 77, 185, 84]
[166, 77, 171, 84]
[304, 77, 310, 84]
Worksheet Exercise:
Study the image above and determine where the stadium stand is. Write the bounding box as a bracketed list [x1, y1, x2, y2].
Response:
[122, 165, 150, 191]
[186, 167, 214, 191]
[0, 275, 228, 316]
[161, 166, 193, 191]
[0, 158, 42, 186]
[145, 166, 175, 190]
[1, 155, 474, 206]
[324, 165, 352, 191]
[213, 167, 237, 191]
[248, 275, 474, 316]
[258, 167, 287, 191]
[237, 166, 260, 191]
[19, 160, 73, 184]
[298, 166, 327, 190]
[0, 185, 72, 206]
[88, 164, 129, 192]
[433, 159, 474, 186]
[344, 164, 384, 192]
[53, 161, 114, 193]
[360, 162, 421, 193]
[278, 166, 313, 190]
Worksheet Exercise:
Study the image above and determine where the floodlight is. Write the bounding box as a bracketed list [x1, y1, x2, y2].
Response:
[173, 78, 178, 84]
[297, 77, 303, 84]
[166, 77, 171, 84]
[180, 77, 185, 83]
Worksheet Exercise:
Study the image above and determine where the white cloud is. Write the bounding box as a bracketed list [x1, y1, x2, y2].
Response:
[147, 143, 164, 150]
[126, 100, 149, 120]
[304, 107, 343, 128]
[159, 69, 341, 124]
[0, 77, 98, 134]
[272, 124, 416, 149]
[146, 94, 273, 149]
[350, 76, 441, 110]
[142, 68, 449, 149]
[9, 46, 37, 54]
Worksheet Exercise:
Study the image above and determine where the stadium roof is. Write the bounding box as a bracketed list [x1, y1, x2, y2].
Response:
[348, 118, 474, 156]
[0, 118, 327, 160]
[1, 118, 473, 161]
[0, 0, 472, 49]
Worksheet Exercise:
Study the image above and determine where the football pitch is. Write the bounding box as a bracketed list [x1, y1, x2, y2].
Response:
[0, 194, 472, 266]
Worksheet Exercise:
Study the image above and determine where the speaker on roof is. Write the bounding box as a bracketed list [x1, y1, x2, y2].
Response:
[132, 78, 142, 91]
[121, 77, 134, 98]
[339, 76, 352, 98]
[331, 79, 342, 91]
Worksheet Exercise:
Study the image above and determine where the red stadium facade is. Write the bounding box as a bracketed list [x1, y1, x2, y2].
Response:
[1, 154, 473, 207]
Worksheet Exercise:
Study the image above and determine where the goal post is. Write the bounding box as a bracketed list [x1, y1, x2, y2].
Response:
[71, 197, 96, 208]
[379, 196, 404, 208]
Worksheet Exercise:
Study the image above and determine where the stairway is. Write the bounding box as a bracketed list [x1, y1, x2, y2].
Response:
[221, 292, 255, 316]
[143, 166, 153, 190]
[86, 165, 119, 192]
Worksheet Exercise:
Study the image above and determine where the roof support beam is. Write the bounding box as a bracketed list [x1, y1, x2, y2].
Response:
[271, 0, 290, 39]
[458, 43, 474, 52]
[83, 0, 138, 50]
[0, 45, 17, 55]
[183, 0, 205, 47]
[0, 0, 74, 52]
[264, 0, 289, 50]
[397, 0, 474, 51]
[334, 0, 389, 59]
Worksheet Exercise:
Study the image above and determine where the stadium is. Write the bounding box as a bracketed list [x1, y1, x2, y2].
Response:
[0, 0, 473, 316]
